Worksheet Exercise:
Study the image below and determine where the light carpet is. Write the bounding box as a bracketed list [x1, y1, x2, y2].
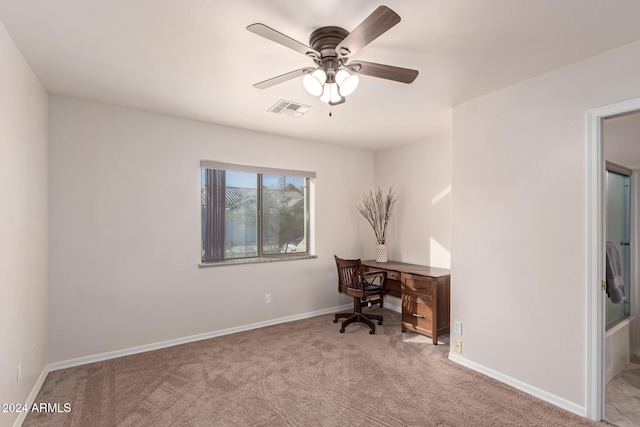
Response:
[24, 308, 600, 426]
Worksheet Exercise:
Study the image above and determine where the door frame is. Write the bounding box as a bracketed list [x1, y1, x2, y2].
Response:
[586, 97, 640, 420]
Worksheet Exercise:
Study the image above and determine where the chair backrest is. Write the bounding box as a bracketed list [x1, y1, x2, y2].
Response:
[334, 256, 365, 298]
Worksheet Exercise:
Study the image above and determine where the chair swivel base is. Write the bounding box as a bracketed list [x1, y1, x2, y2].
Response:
[333, 312, 383, 334]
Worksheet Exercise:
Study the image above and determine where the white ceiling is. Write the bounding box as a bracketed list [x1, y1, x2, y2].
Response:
[2, 1, 640, 151]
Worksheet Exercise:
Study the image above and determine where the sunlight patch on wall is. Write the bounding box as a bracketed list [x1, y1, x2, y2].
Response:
[431, 185, 451, 205]
[430, 237, 451, 269]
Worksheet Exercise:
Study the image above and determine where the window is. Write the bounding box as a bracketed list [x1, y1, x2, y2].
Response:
[200, 161, 314, 264]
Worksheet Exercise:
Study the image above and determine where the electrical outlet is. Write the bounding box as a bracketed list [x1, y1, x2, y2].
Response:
[454, 339, 462, 353]
[32, 343, 37, 362]
[454, 321, 462, 335]
[265, 293, 271, 304]
[16, 363, 22, 384]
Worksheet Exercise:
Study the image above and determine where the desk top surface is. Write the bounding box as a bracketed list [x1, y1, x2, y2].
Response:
[362, 260, 451, 278]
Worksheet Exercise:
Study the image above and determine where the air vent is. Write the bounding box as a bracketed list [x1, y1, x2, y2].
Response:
[268, 100, 313, 118]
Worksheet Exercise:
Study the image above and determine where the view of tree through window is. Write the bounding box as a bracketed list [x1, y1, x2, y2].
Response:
[262, 175, 306, 255]
[201, 167, 308, 263]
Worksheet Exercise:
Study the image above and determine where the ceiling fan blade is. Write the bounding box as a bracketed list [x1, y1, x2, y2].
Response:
[347, 60, 418, 84]
[247, 23, 320, 59]
[335, 6, 401, 60]
[253, 67, 315, 89]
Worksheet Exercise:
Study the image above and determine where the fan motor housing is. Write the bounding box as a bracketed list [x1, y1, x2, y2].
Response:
[309, 26, 348, 58]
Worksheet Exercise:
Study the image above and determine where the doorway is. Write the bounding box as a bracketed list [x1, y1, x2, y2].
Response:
[587, 100, 640, 422]
[602, 122, 639, 426]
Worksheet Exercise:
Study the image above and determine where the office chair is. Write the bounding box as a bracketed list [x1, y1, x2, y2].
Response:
[333, 256, 385, 334]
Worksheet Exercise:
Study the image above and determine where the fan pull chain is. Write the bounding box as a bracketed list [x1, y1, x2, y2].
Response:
[329, 104, 332, 117]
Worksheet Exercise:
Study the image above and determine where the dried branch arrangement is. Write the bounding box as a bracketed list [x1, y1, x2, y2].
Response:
[356, 186, 398, 244]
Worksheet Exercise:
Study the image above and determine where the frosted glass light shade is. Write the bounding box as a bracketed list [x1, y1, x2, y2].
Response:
[302, 69, 327, 96]
[335, 69, 359, 96]
[320, 84, 331, 103]
[329, 83, 341, 103]
[335, 70, 349, 86]
[320, 83, 341, 103]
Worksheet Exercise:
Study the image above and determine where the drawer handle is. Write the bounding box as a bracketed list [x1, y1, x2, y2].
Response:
[411, 313, 426, 319]
[411, 286, 427, 290]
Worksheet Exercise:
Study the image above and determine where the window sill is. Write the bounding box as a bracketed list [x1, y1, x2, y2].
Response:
[199, 254, 317, 268]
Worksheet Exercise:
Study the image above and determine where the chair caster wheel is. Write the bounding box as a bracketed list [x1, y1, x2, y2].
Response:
[339, 328, 345, 333]
[369, 330, 375, 335]
[333, 318, 338, 323]
[378, 321, 383, 325]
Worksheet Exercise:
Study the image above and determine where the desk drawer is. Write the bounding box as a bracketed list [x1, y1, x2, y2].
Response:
[386, 270, 400, 281]
[402, 297, 433, 332]
[403, 274, 436, 296]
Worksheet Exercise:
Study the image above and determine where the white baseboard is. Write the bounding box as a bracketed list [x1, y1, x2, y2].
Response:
[49, 304, 352, 372]
[448, 352, 587, 418]
[12, 365, 50, 427]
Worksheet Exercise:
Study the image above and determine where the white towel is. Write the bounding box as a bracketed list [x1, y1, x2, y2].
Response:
[605, 241, 626, 304]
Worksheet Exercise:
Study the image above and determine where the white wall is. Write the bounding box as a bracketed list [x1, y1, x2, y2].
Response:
[451, 40, 640, 408]
[374, 133, 452, 269]
[48, 96, 375, 363]
[0, 20, 48, 427]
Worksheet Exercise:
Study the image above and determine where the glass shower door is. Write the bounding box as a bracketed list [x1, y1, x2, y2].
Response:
[606, 170, 631, 328]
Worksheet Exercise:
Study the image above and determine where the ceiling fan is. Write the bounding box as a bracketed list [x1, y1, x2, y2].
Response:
[247, 5, 419, 106]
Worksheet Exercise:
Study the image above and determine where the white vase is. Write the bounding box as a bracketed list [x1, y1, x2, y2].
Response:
[376, 243, 388, 262]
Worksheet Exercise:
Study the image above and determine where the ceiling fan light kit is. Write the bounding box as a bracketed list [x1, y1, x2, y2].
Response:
[303, 67, 359, 103]
[247, 5, 419, 110]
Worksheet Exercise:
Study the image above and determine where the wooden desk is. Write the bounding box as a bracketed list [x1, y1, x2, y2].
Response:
[362, 260, 451, 344]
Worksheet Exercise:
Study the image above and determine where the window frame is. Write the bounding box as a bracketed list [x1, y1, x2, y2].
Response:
[200, 160, 315, 266]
